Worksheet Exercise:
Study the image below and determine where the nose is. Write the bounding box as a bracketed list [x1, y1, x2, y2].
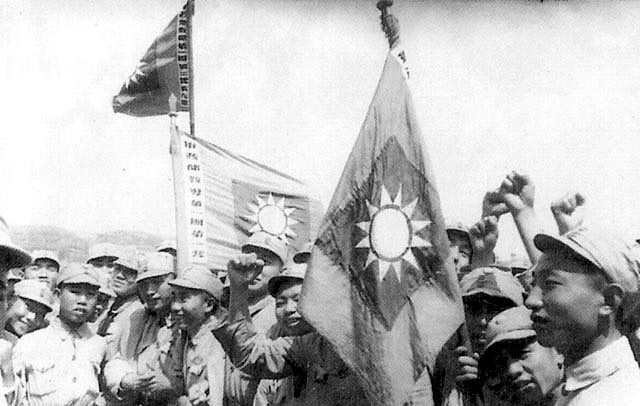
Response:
[525, 286, 543, 311]
[284, 300, 297, 314]
[506, 359, 524, 380]
[171, 301, 181, 314]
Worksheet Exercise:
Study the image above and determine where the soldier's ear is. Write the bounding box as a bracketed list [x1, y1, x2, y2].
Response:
[204, 294, 217, 314]
[601, 283, 624, 317]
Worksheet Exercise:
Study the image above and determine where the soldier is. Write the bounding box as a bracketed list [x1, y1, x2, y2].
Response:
[0, 217, 32, 406]
[157, 240, 177, 258]
[103, 252, 183, 406]
[96, 249, 144, 338]
[170, 265, 226, 406]
[4, 279, 53, 341]
[12, 263, 110, 406]
[224, 231, 287, 406]
[253, 262, 312, 406]
[23, 249, 60, 292]
[6, 268, 23, 301]
[87, 242, 120, 277]
[446, 221, 472, 276]
[88, 272, 116, 325]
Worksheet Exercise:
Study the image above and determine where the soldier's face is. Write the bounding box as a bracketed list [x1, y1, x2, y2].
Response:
[138, 274, 175, 314]
[464, 294, 515, 354]
[171, 286, 214, 333]
[448, 231, 471, 275]
[87, 292, 111, 323]
[275, 280, 312, 336]
[111, 264, 138, 298]
[242, 247, 283, 300]
[88, 257, 116, 277]
[57, 283, 98, 328]
[24, 259, 59, 291]
[6, 296, 49, 337]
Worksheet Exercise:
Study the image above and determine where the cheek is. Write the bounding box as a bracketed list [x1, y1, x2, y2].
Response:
[275, 307, 284, 322]
[262, 265, 281, 279]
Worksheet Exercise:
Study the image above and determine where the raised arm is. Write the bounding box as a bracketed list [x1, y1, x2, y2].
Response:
[550, 191, 586, 235]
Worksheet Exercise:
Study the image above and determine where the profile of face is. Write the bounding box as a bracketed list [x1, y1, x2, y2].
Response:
[464, 294, 516, 354]
[5, 296, 49, 337]
[23, 258, 59, 290]
[87, 292, 111, 323]
[448, 231, 471, 275]
[242, 246, 283, 300]
[483, 337, 563, 406]
[138, 274, 175, 315]
[57, 283, 98, 328]
[111, 264, 138, 298]
[275, 280, 312, 336]
[171, 286, 215, 334]
[525, 251, 607, 356]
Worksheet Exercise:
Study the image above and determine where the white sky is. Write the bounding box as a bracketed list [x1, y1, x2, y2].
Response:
[2, 0, 640, 259]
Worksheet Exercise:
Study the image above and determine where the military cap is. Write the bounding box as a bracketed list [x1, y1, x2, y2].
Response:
[293, 242, 313, 264]
[242, 231, 288, 264]
[56, 262, 101, 288]
[460, 267, 524, 306]
[446, 220, 470, 241]
[0, 217, 32, 269]
[157, 240, 177, 256]
[268, 263, 306, 297]
[114, 248, 142, 273]
[137, 252, 175, 283]
[31, 249, 60, 268]
[87, 242, 119, 263]
[483, 306, 535, 354]
[169, 265, 223, 300]
[534, 227, 640, 293]
[14, 279, 54, 312]
[95, 272, 115, 297]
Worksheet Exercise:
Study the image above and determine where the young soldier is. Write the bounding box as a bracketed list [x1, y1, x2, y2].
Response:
[6, 268, 23, 301]
[4, 279, 52, 340]
[170, 265, 226, 406]
[12, 263, 110, 406]
[525, 227, 640, 405]
[104, 252, 182, 406]
[446, 221, 472, 275]
[253, 263, 312, 406]
[480, 306, 563, 406]
[96, 249, 144, 338]
[23, 250, 60, 292]
[87, 242, 120, 277]
[225, 231, 287, 406]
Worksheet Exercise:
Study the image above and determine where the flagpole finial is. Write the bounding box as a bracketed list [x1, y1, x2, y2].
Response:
[377, 0, 400, 49]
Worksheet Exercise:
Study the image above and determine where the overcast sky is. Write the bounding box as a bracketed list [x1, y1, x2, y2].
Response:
[2, 0, 640, 258]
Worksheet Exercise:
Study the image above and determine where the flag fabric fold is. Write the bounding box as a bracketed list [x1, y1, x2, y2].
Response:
[170, 126, 323, 271]
[299, 46, 465, 406]
[113, 1, 192, 117]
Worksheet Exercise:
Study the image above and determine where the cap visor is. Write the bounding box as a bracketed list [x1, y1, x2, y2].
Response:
[18, 294, 52, 312]
[136, 269, 174, 283]
[168, 278, 202, 291]
[0, 246, 32, 269]
[58, 276, 100, 288]
[483, 330, 536, 357]
[268, 275, 303, 297]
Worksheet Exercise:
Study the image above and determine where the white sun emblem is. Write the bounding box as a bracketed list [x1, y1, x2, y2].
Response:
[356, 184, 431, 282]
[125, 62, 145, 89]
[247, 193, 298, 241]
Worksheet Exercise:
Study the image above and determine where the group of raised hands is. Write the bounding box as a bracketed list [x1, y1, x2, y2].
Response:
[468, 170, 586, 267]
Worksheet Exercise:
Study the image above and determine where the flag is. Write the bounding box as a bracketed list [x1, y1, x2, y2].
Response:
[113, 1, 192, 117]
[170, 126, 323, 271]
[299, 46, 465, 406]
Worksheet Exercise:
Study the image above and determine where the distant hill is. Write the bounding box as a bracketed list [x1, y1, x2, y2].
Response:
[11, 225, 165, 264]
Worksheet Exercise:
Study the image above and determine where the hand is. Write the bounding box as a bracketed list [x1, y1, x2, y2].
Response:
[469, 216, 499, 266]
[227, 253, 264, 288]
[145, 371, 173, 396]
[454, 346, 480, 385]
[498, 171, 535, 213]
[550, 191, 585, 235]
[187, 380, 209, 406]
[482, 190, 509, 219]
[120, 373, 153, 393]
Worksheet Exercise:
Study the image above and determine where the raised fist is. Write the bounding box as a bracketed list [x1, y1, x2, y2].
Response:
[227, 253, 264, 288]
[482, 190, 509, 219]
[469, 216, 499, 266]
[498, 170, 535, 213]
[551, 191, 586, 235]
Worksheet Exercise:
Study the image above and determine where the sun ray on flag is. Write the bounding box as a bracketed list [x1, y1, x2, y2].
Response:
[247, 192, 299, 243]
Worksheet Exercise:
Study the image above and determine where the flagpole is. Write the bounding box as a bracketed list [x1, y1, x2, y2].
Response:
[188, 0, 196, 136]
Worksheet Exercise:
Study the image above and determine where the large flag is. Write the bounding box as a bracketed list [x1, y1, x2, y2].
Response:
[113, 1, 192, 117]
[299, 45, 465, 406]
[170, 125, 323, 271]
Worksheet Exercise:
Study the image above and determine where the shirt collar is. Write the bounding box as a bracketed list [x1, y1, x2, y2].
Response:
[189, 320, 214, 347]
[51, 316, 92, 341]
[563, 336, 636, 393]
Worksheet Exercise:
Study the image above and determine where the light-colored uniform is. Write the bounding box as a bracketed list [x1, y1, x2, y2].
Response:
[96, 296, 144, 339]
[556, 336, 640, 406]
[103, 308, 184, 406]
[183, 319, 226, 406]
[224, 296, 276, 406]
[12, 317, 108, 406]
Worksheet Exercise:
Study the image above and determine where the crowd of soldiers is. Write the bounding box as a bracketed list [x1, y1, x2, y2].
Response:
[0, 169, 639, 406]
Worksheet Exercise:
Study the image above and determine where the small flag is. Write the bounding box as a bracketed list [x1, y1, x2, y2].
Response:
[113, 1, 192, 117]
[170, 126, 323, 270]
[299, 46, 465, 406]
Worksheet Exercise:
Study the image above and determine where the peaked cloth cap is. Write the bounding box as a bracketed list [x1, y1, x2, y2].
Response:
[242, 231, 288, 264]
[137, 252, 175, 283]
[31, 250, 60, 268]
[14, 279, 54, 311]
[460, 266, 524, 306]
[268, 262, 307, 297]
[169, 265, 223, 300]
[483, 306, 536, 354]
[0, 217, 31, 269]
[534, 227, 640, 293]
[293, 242, 313, 264]
[56, 263, 101, 288]
[87, 242, 120, 263]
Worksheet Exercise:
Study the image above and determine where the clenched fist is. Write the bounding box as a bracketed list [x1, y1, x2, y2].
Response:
[551, 191, 585, 235]
[498, 171, 535, 213]
[469, 216, 499, 267]
[227, 253, 264, 288]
